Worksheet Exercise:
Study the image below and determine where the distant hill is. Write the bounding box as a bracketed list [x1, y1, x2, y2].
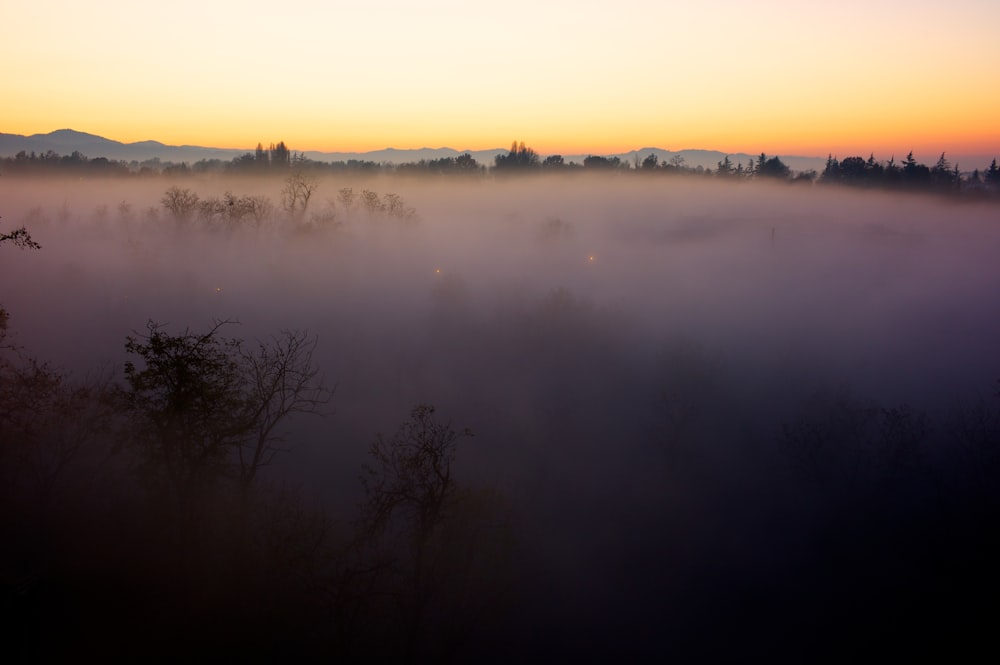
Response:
[0, 129, 828, 173]
[0, 129, 247, 164]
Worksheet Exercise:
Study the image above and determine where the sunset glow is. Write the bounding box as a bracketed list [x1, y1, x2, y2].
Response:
[3, 0, 998, 162]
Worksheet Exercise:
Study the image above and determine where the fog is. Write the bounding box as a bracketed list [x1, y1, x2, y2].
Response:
[3, 174, 999, 659]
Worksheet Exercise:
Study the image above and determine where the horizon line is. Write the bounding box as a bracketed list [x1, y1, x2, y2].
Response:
[6, 128, 999, 164]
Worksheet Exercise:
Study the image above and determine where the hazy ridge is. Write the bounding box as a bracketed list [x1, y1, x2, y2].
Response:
[0, 128, 829, 171]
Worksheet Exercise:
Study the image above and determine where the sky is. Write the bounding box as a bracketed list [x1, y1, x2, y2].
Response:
[3, 0, 999, 162]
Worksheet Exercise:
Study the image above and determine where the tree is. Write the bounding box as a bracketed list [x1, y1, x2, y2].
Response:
[931, 152, 958, 191]
[985, 159, 1000, 189]
[821, 154, 840, 181]
[270, 141, 291, 168]
[542, 154, 566, 169]
[281, 171, 319, 221]
[237, 330, 331, 491]
[716, 155, 734, 177]
[358, 404, 475, 658]
[361, 405, 470, 544]
[121, 321, 251, 520]
[583, 155, 622, 169]
[901, 151, 931, 188]
[839, 156, 868, 182]
[755, 152, 768, 176]
[244, 194, 275, 230]
[757, 155, 791, 179]
[160, 186, 200, 227]
[453, 153, 480, 172]
[119, 321, 330, 523]
[337, 187, 356, 217]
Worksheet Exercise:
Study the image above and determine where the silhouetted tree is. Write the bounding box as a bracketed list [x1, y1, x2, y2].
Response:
[931, 152, 957, 191]
[360, 189, 384, 215]
[359, 404, 476, 659]
[494, 141, 539, 170]
[542, 154, 566, 169]
[237, 331, 331, 491]
[583, 155, 622, 169]
[270, 142, 291, 168]
[281, 171, 318, 221]
[757, 155, 791, 179]
[337, 187, 356, 217]
[453, 153, 479, 171]
[985, 159, 1000, 189]
[821, 154, 840, 181]
[839, 156, 868, 182]
[668, 155, 688, 172]
[716, 155, 735, 177]
[866, 153, 884, 180]
[900, 151, 931, 188]
[119, 321, 329, 525]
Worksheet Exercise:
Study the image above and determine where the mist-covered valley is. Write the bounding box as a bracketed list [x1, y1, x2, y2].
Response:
[3, 173, 999, 660]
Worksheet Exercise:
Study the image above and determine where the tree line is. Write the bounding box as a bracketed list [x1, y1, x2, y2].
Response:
[4, 139, 998, 196]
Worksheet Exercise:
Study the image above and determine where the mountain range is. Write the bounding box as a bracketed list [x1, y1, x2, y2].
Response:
[0, 129, 828, 173]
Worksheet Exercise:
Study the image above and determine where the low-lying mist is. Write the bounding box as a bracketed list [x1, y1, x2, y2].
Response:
[3, 173, 999, 659]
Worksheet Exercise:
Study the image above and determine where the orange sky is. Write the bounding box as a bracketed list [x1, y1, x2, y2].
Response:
[3, 1, 998, 163]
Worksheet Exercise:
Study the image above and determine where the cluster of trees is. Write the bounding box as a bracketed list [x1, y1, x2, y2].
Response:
[494, 141, 540, 169]
[227, 141, 295, 171]
[160, 186, 274, 230]
[714, 152, 797, 180]
[490, 141, 1000, 198]
[819, 152, 1000, 193]
[1, 149, 135, 176]
[1, 310, 513, 660]
[396, 153, 484, 175]
[493, 142, 799, 179]
[3, 140, 1000, 201]
[0, 143, 379, 178]
[157, 178, 417, 233]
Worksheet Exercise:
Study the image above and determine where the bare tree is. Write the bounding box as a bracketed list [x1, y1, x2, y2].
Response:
[238, 330, 332, 490]
[245, 194, 274, 230]
[354, 405, 514, 661]
[281, 171, 319, 221]
[196, 195, 228, 229]
[361, 405, 468, 541]
[337, 187, 356, 218]
[160, 186, 200, 227]
[360, 189, 384, 216]
[382, 193, 417, 221]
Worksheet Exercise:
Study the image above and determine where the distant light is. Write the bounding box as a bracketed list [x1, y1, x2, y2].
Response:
[435, 268, 441, 273]
[215, 287, 223, 292]
[588, 255, 595, 262]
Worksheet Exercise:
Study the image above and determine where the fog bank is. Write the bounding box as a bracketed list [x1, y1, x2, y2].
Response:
[3, 174, 999, 658]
